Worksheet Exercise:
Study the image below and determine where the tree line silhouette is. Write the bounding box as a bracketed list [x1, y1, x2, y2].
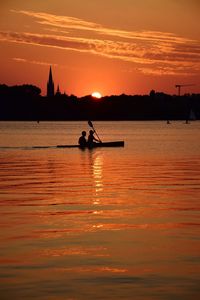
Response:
[0, 84, 199, 121]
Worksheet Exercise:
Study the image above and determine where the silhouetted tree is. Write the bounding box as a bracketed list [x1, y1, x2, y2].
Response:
[0, 84, 199, 120]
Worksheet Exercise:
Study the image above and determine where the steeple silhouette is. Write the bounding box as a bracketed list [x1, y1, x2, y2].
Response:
[56, 84, 61, 96]
[47, 66, 54, 97]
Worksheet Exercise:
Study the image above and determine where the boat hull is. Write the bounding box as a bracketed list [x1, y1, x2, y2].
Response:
[57, 141, 124, 148]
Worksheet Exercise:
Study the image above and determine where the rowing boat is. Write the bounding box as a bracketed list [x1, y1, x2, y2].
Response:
[57, 141, 124, 148]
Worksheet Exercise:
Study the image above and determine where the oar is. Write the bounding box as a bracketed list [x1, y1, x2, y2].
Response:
[88, 120, 102, 142]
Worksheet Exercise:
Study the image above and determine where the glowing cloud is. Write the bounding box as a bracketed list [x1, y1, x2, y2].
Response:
[0, 10, 199, 76]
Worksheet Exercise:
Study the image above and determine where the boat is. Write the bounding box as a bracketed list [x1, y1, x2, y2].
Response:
[57, 141, 124, 148]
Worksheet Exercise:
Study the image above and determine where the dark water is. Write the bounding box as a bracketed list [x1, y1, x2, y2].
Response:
[0, 121, 200, 300]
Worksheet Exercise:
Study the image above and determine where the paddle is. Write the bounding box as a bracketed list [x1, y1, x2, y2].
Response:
[88, 120, 102, 142]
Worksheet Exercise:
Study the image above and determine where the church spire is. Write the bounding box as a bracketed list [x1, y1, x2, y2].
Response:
[49, 66, 53, 82]
[56, 84, 61, 96]
[47, 66, 54, 97]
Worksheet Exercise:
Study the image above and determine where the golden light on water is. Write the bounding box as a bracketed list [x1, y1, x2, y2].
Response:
[1, 121, 200, 299]
[92, 154, 103, 205]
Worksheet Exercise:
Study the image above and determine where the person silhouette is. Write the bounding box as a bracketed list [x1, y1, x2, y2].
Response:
[78, 131, 87, 148]
[87, 130, 101, 148]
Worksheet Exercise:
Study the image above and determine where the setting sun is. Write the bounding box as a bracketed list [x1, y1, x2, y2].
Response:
[92, 92, 102, 99]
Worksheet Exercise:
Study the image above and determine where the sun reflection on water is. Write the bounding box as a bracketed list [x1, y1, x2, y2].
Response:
[92, 153, 104, 204]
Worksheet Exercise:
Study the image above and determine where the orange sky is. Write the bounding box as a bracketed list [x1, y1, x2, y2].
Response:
[0, 0, 199, 96]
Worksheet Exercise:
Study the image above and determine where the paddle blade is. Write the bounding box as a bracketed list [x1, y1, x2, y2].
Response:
[88, 120, 93, 128]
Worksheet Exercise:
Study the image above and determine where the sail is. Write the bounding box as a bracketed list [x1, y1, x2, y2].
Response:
[189, 109, 196, 121]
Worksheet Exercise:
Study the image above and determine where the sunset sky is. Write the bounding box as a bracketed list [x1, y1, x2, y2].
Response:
[0, 0, 199, 96]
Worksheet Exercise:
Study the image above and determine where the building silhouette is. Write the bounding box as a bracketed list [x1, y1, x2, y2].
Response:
[55, 84, 61, 96]
[47, 66, 54, 97]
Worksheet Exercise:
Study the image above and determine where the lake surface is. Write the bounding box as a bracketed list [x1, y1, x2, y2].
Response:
[0, 121, 200, 300]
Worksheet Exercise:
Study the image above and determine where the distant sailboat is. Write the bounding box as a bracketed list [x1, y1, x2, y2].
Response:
[189, 109, 196, 120]
[186, 109, 196, 124]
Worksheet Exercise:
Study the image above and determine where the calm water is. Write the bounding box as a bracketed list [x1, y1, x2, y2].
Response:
[0, 121, 200, 300]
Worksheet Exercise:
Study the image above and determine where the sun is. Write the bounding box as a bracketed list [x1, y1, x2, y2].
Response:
[91, 91, 102, 99]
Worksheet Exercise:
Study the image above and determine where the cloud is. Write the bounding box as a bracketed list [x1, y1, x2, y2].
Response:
[12, 9, 193, 44]
[12, 57, 58, 67]
[12, 57, 27, 63]
[1, 10, 199, 76]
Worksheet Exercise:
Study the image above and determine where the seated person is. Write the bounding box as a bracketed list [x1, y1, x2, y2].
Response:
[87, 130, 101, 147]
[78, 131, 87, 148]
